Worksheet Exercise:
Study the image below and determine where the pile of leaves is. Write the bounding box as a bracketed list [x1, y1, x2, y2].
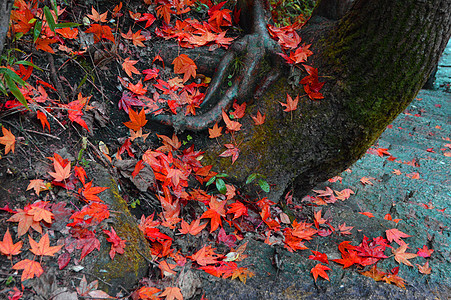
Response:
[0, 0, 440, 299]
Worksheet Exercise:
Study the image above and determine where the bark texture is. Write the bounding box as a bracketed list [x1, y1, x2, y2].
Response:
[200, 0, 451, 200]
[0, 0, 14, 55]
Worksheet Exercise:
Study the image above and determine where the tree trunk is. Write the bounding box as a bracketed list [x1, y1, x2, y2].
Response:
[199, 0, 451, 200]
[0, 0, 14, 55]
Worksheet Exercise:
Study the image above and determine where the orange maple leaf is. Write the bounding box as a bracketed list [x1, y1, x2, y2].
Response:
[222, 110, 241, 131]
[158, 260, 177, 277]
[179, 219, 207, 236]
[172, 54, 197, 83]
[122, 57, 141, 78]
[360, 176, 374, 185]
[311, 263, 331, 282]
[136, 287, 161, 299]
[393, 243, 418, 266]
[0, 127, 16, 154]
[36, 110, 50, 132]
[209, 123, 223, 138]
[7, 209, 42, 237]
[13, 259, 43, 281]
[156, 4, 173, 24]
[416, 261, 431, 274]
[27, 205, 53, 223]
[159, 286, 183, 300]
[127, 79, 147, 95]
[56, 27, 79, 39]
[85, 24, 114, 43]
[35, 38, 57, 53]
[361, 265, 386, 282]
[87, 7, 108, 23]
[358, 211, 374, 218]
[385, 228, 411, 246]
[230, 101, 246, 119]
[189, 245, 221, 266]
[48, 157, 71, 182]
[29, 233, 62, 257]
[280, 93, 299, 112]
[124, 108, 147, 132]
[0, 228, 23, 259]
[131, 30, 146, 47]
[251, 110, 266, 125]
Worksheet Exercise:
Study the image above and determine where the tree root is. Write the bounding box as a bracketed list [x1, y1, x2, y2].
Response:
[150, 0, 285, 132]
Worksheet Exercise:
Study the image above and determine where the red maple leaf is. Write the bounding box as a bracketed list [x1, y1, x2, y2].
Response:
[219, 144, 240, 164]
[311, 263, 331, 282]
[227, 202, 248, 219]
[251, 110, 266, 125]
[309, 250, 329, 264]
[79, 181, 108, 203]
[103, 226, 126, 259]
[417, 245, 434, 258]
[85, 24, 114, 43]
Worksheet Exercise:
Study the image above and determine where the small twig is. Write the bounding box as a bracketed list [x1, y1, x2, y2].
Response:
[47, 53, 68, 103]
[23, 128, 61, 140]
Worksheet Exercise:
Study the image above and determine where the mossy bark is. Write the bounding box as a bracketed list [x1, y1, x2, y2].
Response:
[83, 163, 152, 295]
[202, 0, 451, 200]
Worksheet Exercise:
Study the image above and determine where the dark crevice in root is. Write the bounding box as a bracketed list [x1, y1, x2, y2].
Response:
[149, 0, 284, 132]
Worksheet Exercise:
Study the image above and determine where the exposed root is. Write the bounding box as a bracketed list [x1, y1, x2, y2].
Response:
[150, 0, 285, 132]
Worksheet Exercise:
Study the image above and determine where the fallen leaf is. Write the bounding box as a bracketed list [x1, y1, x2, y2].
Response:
[27, 179, 49, 196]
[124, 108, 148, 132]
[159, 286, 183, 300]
[208, 123, 223, 139]
[179, 219, 207, 236]
[0, 228, 23, 259]
[417, 245, 434, 258]
[222, 110, 241, 131]
[48, 158, 71, 182]
[386, 228, 411, 245]
[87, 7, 108, 23]
[393, 243, 418, 267]
[29, 233, 62, 256]
[360, 177, 374, 185]
[0, 127, 16, 154]
[309, 250, 329, 264]
[280, 93, 298, 112]
[251, 110, 266, 125]
[416, 261, 431, 274]
[122, 57, 141, 78]
[311, 263, 331, 282]
[13, 259, 43, 281]
[358, 211, 374, 218]
[172, 54, 197, 83]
